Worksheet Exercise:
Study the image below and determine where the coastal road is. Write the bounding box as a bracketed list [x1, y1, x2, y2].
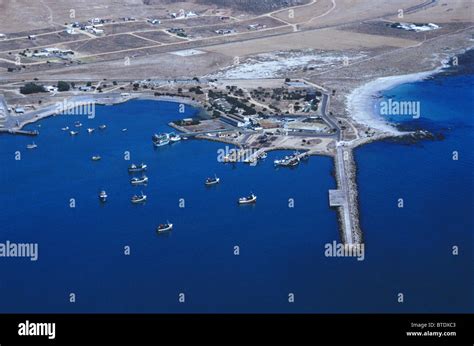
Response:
[320, 93, 341, 140]
[0, 93, 125, 132]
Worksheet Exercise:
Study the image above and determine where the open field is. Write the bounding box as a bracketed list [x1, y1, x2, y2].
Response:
[271, 0, 336, 24]
[132, 30, 187, 44]
[186, 16, 284, 38]
[0, 0, 471, 83]
[0, 31, 89, 53]
[205, 28, 419, 57]
[64, 34, 155, 55]
[387, 0, 474, 23]
[298, 0, 429, 30]
[0, 0, 215, 33]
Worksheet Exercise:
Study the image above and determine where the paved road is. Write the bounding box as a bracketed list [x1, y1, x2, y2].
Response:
[319, 93, 341, 140]
[180, 128, 236, 138]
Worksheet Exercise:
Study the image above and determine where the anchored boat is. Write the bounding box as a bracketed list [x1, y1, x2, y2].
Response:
[131, 175, 148, 185]
[157, 222, 173, 233]
[131, 193, 147, 204]
[238, 193, 257, 204]
[274, 155, 299, 167]
[87, 128, 95, 133]
[74, 121, 82, 128]
[70, 130, 79, 136]
[128, 163, 147, 172]
[169, 132, 181, 142]
[61, 126, 69, 131]
[152, 133, 170, 147]
[98, 190, 108, 202]
[205, 175, 220, 186]
[99, 124, 107, 130]
[92, 155, 101, 161]
[26, 142, 37, 149]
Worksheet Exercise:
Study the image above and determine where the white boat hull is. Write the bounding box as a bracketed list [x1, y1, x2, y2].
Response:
[238, 196, 257, 204]
[157, 224, 173, 233]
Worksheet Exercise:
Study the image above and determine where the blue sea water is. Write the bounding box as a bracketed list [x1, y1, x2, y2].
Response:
[0, 61, 472, 313]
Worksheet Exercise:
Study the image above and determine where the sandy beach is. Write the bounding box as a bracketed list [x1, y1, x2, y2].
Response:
[346, 66, 449, 135]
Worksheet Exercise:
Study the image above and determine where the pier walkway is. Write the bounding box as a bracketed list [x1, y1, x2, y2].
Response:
[330, 146, 355, 244]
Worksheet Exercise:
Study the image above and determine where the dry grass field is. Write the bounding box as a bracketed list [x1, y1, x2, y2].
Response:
[205, 28, 419, 57]
[0, 0, 471, 82]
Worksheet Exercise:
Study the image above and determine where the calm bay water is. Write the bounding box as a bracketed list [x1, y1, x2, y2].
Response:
[0, 61, 472, 313]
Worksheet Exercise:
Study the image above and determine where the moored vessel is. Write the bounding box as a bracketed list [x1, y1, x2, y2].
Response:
[274, 155, 299, 167]
[169, 132, 181, 142]
[152, 133, 170, 147]
[157, 222, 173, 233]
[131, 193, 147, 204]
[98, 190, 108, 202]
[238, 193, 257, 204]
[205, 175, 220, 186]
[128, 163, 147, 172]
[131, 175, 148, 185]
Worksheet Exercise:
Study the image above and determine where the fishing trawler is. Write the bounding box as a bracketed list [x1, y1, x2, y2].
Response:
[98, 190, 108, 202]
[122, 128, 127, 132]
[287, 157, 300, 167]
[156, 222, 173, 233]
[131, 193, 147, 204]
[128, 163, 147, 172]
[74, 121, 82, 128]
[152, 133, 170, 147]
[87, 128, 95, 133]
[70, 130, 79, 136]
[26, 142, 37, 149]
[238, 193, 257, 204]
[274, 155, 299, 167]
[91, 155, 101, 161]
[273, 157, 288, 166]
[205, 175, 220, 186]
[61, 126, 69, 131]
[99, 124, 107, 130]
[131, 175, 148, 185]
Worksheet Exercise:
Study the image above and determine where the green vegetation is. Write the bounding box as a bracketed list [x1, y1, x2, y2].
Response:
[57, 81, 70, 92]
[225, 96, 256, 116]
[20, 82, 47, 94]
